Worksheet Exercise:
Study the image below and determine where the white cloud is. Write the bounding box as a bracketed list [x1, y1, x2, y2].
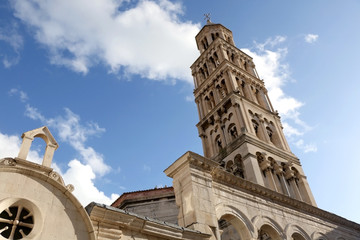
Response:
[294, 139, 317, 153]
[242, 37, 303, 119]
[12, 0, 200, 83]
[304, 34, 319, 43]
[62, 159, 119, 205]
[0, 21, 23, 68]
[242, 36, 317, 152]
[8, 88, 29, 102]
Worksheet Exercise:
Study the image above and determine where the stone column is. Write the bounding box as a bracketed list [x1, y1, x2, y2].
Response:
[297, 175, 317, 206]
[212, 85, 221, 103]
[221, 124, 230, 146]
[272, 118, 289, 151]
[289, 179, 303, 201]
[243, 81, 254, 102]
[257, 89, 271, 110]
[284, 166, 302, 200]
[226, 71, 236, 93]
[264, 91, 274, 112]
[273, 164, 288, 195]
[201, 96, 209, 115]
[43, 143, 57, 167]
[200, 134, 208, 158]
[259, 119, 271, 143]
[217, 44, 227, 62]
[196, 100, 203, 119]
[17, 136, 33, 160]
[242, 153, 265, 186]
[232, 103, 246, 133]
[259, 159, 277, 192]
[209, 130, 216, 157]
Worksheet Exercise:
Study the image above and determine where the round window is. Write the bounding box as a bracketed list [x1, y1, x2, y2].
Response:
[0, 206, 34, 239]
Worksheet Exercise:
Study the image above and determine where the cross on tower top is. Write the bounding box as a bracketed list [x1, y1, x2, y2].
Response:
[204, 13, 211, 23]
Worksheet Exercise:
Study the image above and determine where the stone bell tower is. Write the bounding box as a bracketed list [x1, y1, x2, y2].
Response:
[166, 20, 359, 240]
[190, 20, 316, 206]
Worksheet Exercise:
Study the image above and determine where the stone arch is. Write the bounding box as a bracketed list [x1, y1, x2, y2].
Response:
[252, 215, 285, 240]
[215, 204, 254, 240]
[284, 224, 311, 240]
[311, 231, 329, 240]
[17, 126, 58, 168]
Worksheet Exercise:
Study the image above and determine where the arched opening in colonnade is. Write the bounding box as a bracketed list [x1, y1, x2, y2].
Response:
[258, 224, 282, 240]
[292, 233, 306, 240]
[218, 214, 252, 240]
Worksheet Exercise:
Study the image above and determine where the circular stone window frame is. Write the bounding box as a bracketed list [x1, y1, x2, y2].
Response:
[0, 198, 43, 240]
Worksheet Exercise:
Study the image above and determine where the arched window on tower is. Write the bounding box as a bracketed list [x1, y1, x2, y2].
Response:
[266, 122, 283, 149]
[205, 96, 212, 112]
[209, 92, 216, 108]
[213, 52, 219, 66]
[203, 63, 209, 77]
[225, 160, 233, 172]
[215, 135, 223, 153]
[221, 79, 228, 96]
[266, 126, 273, 141]
[209, 57, 216, 70]
[231, 53, 235, 63]
[252, 119, 259, 136]
[228, 123, 238, 140]
[200, 68, 206, 80]
[202, 40, 206, 50]
[202, 37, 209, 50]
[233, 154, 245, 179]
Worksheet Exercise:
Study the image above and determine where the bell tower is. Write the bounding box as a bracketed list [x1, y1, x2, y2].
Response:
[190, 20, 316, 206]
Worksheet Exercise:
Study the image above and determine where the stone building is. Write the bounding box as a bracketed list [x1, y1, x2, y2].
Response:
[1, 21, 360, 240]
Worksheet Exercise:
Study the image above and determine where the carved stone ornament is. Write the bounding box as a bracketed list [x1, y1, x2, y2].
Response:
[66, 184, 75, 193]
[48, 171, 60, 181]
[2, 158, 16, 167]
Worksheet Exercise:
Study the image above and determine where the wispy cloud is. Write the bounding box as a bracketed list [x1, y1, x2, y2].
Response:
[304, 34, 319, 43]
[242, 36, 317, 152]
[0, 21, 23, 68]
[294, 139, 317, 153]
[8, 88, 28, 102]
[143, 164, 151, 172]
[185, 95, 194, 102]
[24, 105, 109, 175]
[11, 0, 200, 83]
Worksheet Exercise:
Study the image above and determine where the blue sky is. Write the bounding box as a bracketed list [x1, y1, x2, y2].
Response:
[1, 0, 359, 224]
